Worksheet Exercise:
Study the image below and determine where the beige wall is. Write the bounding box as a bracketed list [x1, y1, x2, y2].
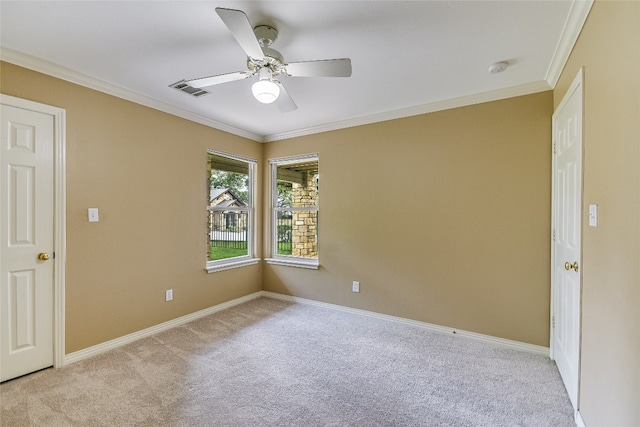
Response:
[2, 59, 554, 351]
[1, 62, 264, 353]
[263, 91, 554, 347]
[554, 1, 640, 425]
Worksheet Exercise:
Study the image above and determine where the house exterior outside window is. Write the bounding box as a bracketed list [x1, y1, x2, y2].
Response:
[206, 150, 258, 272]
[267, 154, 319, 269]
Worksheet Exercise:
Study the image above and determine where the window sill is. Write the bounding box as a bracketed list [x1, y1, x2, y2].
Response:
[265, 258, 319, 270]
[206, 257, 260, 273]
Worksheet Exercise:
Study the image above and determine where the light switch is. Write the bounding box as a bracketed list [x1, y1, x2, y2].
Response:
[588, 204, 598, 227]
[88, 208, 99, 222]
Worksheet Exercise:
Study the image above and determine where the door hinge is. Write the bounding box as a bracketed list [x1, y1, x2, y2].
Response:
[552, 316, 555, 329]
[552, 229, 556, 241]
[553, 140, 556, 154]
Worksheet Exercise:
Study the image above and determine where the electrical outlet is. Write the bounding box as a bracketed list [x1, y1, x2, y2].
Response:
[352, 281, 360, 293]
[165, 289, 173, 301]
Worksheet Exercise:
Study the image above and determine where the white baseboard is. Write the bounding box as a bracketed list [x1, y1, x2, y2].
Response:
[262, 291, 550, 356]
[575, 409, 586, 427]
[64, 289, 549, 366]
[63, 291, 264, 365]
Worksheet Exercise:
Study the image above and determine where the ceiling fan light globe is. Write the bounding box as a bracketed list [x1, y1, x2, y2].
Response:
[252, 80, 280, 103]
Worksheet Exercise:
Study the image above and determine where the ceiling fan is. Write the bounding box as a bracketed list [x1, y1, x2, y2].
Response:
[171, 7, 352, 112]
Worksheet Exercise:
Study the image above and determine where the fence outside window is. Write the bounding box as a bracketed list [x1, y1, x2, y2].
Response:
[276, 211, 293, 255]
[209, 210, 248, 249]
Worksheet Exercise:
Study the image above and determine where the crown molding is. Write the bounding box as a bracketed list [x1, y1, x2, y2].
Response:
[545, 0, 594, 88]
[4, 0, 590, 149]
[263, 80, 552, 142]
[266, 0, 594, 144]
[0, 47, 263, 142]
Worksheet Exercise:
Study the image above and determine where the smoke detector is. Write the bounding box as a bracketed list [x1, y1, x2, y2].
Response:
[488, 62, 508, 74]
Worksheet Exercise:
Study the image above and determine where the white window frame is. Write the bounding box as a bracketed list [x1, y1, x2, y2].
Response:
[206, 149, 259, 273]
[266, 154, 319, 270]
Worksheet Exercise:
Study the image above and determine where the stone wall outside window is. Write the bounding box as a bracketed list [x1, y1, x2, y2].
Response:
[291, 171, 318, 258]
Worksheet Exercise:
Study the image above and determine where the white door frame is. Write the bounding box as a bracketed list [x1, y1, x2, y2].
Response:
[0, 94, 66, 369]
[549, 68, 583, 409]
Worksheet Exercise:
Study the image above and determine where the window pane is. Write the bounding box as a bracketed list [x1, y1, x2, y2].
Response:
[208, 152, 251, 262]
[209, 154, 249, 205]
[276, 162, 318, 208]
[276, 209, 317, 258]
[208, 210, 249, 260]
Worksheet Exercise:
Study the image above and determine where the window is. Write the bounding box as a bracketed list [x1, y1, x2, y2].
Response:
[267, 154, 319, 269]
[206, 150, 258, 272]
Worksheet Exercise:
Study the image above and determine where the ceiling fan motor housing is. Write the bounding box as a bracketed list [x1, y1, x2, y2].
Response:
[254, 25, 278, 46]
[247, 46, 285, 75]
[245, 25, 285, 76]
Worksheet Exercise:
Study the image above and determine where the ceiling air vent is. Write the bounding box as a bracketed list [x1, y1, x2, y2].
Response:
[169, 80, 210, 97]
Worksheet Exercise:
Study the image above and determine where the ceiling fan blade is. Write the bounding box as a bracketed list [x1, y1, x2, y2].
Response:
[187, 71, 252, 89]
[285, 58, 352, 77]
[215, 8, 265, 61]
[275, 81, 297, 113]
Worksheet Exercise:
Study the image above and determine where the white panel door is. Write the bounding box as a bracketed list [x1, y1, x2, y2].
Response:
[0, 104, 55, 382]
[551, 71, 583, 410]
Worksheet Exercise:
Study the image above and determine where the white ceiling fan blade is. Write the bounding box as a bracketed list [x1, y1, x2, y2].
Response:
[275, 81, 297, 112]
[187, 71, 252, 89]
[285, 58, 352, 77]
[215, 8, 265, 61]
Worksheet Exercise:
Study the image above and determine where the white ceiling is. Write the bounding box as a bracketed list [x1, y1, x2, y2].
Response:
[0, 1, 591, 142]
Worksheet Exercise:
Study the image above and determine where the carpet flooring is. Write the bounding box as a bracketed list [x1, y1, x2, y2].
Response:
[0, 297, 575, 426]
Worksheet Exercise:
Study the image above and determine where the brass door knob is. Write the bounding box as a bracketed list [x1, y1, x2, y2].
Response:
[38, 252, 50, 261]
[564, 261, 578, 272]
